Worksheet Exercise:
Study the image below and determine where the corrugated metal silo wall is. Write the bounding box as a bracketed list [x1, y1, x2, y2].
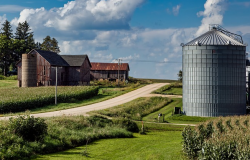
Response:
[182, 45, 246, 117]
[22, 54, 37, 87]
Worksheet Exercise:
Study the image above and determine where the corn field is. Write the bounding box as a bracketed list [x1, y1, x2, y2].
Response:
[182, 115, 250, 160]
[0, 86, 99, 113]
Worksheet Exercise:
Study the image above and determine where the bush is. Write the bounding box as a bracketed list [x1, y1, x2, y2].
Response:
[9, 115, 48, 142]
[86, 115, 112, 127]
[0, 115, 133, 159]
[112, 118, 139, 132]
[0, 75, 17, 80]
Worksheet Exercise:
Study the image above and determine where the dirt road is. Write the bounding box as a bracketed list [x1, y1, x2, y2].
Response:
[0, 83, 169, 120]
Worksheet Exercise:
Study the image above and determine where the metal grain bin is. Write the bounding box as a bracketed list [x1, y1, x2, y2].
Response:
[182, 25, 246, 117]
[22, 54, 37, 87]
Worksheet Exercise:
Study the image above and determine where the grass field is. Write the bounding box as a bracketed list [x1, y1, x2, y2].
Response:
[142, 98, 182, 123]
[35, 131, 185, 160]
[152, 83, 182, 95]
[0, 80, 18, 88]
[161, 87, 182, 95]
[91, 97, 172, 120]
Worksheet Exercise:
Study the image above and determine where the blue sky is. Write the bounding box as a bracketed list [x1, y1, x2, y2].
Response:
[0, 0, 250, 79]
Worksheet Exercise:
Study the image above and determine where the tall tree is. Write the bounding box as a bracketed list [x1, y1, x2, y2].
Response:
[1, 20, 12, 39]
[177, 70, 182, 82]
[14, 21, 35, 55]
[41, 36, 60, 53]
[0, 20, 14, 75]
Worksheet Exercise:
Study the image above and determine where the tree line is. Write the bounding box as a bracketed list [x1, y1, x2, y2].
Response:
[0, 20, 60, 76]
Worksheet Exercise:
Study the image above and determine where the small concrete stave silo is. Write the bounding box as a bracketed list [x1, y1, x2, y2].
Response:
[182, 25, 246, 117]
[22, 54, 37, 87]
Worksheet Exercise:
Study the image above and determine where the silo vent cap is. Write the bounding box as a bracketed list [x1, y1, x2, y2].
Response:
[195, 41, 201, 46]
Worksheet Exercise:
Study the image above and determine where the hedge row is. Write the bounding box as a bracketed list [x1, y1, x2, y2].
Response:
[0, 86, 99, 113]
[182, 115, 250, 159]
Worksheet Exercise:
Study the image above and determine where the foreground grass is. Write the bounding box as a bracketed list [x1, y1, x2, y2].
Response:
[0, 115, 135, 159]
[36, 131, 184, 160]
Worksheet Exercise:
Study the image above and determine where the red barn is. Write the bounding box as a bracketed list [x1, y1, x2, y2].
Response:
[16, 49, 91, 87]
[90, 62, 130, 81]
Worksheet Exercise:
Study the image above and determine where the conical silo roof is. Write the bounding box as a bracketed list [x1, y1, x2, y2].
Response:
[185, 29, 244, 46]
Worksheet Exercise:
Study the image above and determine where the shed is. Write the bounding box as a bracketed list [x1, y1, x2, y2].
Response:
[90, 63, 130, 81]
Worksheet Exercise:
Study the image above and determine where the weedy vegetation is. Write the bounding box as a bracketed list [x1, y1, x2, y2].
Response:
[182, 115, 250, 159]
[152, 83, 182, 95]
[0, 115, 137, 160]
[91, 97, 172, 120]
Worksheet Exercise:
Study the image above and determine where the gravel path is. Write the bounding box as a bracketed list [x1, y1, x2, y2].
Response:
[0, 83, 168, 120]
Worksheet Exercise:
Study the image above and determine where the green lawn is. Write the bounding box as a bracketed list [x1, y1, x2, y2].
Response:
[142, 98, 214, 124]
[142, 98, 182, 123]
[0, 80, 18, 88]
[35, 131, 185, 160]
[161, 87, 182, 95]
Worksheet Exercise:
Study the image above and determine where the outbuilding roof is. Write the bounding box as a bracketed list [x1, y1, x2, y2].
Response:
[185, 29, 245, 46]
[91, 63, 130, 71]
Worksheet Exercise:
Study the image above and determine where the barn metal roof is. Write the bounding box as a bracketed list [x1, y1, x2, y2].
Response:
[91, 63, 130, 71]
[61, 55, 90, 67]
[185, 29, 245, 46]
[31, 49, 90, 67]
[34, 50, 69, 66]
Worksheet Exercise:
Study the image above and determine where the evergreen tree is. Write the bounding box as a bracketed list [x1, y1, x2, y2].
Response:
[51, 38, 60, 53]
[41, 36, 60, 53]
[14, 21, 35, 55]
[35, 42, 42, 50]
[0, 20, 14, 75]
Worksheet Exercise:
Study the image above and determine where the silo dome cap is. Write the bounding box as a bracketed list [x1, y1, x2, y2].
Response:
[184, 25, 245, 46]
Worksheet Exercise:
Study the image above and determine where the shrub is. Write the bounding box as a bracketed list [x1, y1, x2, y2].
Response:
[86, 115, 112, 127]
[8, 115, 48, 142]
[112, 118, 139, 132]
[0, 115, 133, 159]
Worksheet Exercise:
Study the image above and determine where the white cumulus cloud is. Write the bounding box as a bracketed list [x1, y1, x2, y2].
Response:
[196, 0, 227, 36]
[11, 0, 145, 31]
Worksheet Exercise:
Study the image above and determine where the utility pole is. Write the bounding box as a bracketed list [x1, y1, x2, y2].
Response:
[55, 66, 57, 105]
[117, 58, 122, 86]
